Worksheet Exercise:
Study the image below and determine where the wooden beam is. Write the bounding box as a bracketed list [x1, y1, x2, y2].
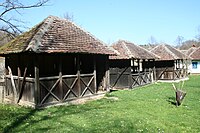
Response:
[137, 59, 140, 73]
[59, 55, 63, 101]
[106, 56, 110, 92]
[17, 54, 21, 93]
[77, 55, 81, 97]
[5, 56, 9, 75]
[34, 56, 40, 107]
[17, 67, 21, 93]
[153, 60, 156, 81]
[17, 67, 27, 103]
[93, 55, 97, 93]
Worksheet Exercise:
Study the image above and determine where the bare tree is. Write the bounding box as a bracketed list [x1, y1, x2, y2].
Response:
[179, 39, 199, 50]
[0, 0, 49, 39]
[148, 36, 157, 45]
[175, 35, 184, 47]
[63, 12, 74, 22]
[195, 26, 200, 42]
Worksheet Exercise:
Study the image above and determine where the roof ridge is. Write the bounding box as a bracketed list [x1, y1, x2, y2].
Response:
[174, 46, 188, 59]
[164, 45, 179, 59]
[167, 44, 188, 59]
[121, 41, 133, 58]
[25, 16, 55, 52]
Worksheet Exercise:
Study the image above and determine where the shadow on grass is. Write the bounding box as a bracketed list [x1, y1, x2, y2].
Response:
[2, 109, 38, 133]
[2, 101, 113, 132]
[166, 96, 176, 106]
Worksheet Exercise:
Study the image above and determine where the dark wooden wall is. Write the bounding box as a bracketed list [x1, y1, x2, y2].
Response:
[4, 53, 109, 107]
[154, 60, 188, 80]
[110, 59, 131, 88]
[109, 59, 154, 89]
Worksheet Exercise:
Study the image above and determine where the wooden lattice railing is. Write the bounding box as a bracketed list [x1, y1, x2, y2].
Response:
[4, 73, 96, 106]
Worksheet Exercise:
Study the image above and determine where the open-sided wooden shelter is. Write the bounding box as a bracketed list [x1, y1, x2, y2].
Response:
[0, 16, 114, 107]
[150, 44, 189, 80]
[109, 40, 158, 89]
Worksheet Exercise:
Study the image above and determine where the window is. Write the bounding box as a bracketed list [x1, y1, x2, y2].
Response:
[192, 62, 198, 69]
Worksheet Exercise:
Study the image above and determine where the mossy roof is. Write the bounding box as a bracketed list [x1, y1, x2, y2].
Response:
[0, 16, 114, 55]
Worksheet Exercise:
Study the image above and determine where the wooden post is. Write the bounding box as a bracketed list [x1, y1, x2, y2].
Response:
[186, 59, 188, 77]
[137, 59, 140, 73]
[59, 55, 63, 101]
[17, 67, 21, 95]
[173, 65, 175, 80]
[77, 55, 81, 97]
[142, 59, 145, 72]
[17, 67, 27, 103]
[34, 56, 40, 107]
[129, 59, 134, 88]
[106, 56, 110, 92]
[153, 60, 156, 81]
[93, 55, 97, 93]
[137, 59, 141, 85]
[17, 55, 21, 93]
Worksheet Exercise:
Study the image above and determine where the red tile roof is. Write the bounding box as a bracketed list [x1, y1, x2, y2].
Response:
[110, 40, 159, 60]
[150, 44, 188, 60]
[0, 16, 114, 55]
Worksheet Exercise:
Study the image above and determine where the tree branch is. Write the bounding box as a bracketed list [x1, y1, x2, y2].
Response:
[0, 0, 49, 18]
[0, 0, 49, 38]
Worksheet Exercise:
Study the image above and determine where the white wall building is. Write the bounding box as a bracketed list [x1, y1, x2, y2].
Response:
[188, 47, 200, 74]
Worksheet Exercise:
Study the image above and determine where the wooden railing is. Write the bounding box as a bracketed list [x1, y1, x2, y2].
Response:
[39, 73, 95, 105]
[156, 68, 188, 80]
[4, 73, 96, 106]
[131, 71, 153, 88]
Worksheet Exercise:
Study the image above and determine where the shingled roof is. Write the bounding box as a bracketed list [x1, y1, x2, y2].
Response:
[110, 40, 159, 60]
[0, 16, 114, 55]
[150, 44, 188, 60]
[189, 47, 200, 60]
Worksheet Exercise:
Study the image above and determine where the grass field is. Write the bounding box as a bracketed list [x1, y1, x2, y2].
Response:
[0, 75, 200, 133]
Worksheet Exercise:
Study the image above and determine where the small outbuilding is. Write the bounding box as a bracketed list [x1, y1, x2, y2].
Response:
[109, 40, 158, 89]
[150, 44, 189, 80]
[0, 16, 114, 107]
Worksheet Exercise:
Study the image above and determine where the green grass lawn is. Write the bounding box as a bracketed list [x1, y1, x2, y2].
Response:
[0, 75, 200, 133]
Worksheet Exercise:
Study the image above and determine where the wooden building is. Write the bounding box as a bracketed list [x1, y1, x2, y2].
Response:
[0, 16, 114, 107]
[109, 40, 158, 89]
[150, 44, 189, 80]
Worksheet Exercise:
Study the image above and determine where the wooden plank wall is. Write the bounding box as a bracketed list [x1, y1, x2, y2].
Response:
[4, 53, 109, 107]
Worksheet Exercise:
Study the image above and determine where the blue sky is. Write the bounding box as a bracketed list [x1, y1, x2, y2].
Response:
[9, 0, 200, 45]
